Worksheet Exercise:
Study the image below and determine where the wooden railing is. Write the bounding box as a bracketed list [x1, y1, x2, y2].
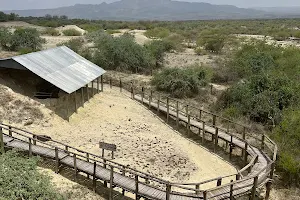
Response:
[101, 77, 278, 199]
[0, 77, 278, 200]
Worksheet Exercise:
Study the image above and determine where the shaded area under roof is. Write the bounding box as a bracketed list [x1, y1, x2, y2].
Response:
[0, 46, 106, 94]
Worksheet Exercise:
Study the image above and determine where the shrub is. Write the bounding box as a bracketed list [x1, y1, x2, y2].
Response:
[10, 28, 46, 51]
[59, 38, 84, 53]
[0, 28, 12, 50]
[62, 28, 82, 36]
[144, 27, 170, 38]
[272, 108, 300, 186]
[106, 29, 121, 34]
[151, 65, 212, 98]
[18, 48, 37, 55]
[43, 28, 60, 36]
[0, 150, 64, 199]
[145, 40, 174, 67]
[195, 47, 207, 55]
[92, 32, 154, 72]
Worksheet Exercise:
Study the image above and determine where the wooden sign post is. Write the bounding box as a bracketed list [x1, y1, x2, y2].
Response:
[99, 142, 117, 159]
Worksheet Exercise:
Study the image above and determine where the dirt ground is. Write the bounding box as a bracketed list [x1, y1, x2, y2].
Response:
[14, 85, 236, 190]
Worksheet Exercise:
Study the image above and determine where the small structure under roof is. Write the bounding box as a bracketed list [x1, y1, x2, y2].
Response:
[0, 46, 106, 94]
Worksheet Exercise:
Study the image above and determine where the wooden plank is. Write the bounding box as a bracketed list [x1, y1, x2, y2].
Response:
[99, 142, 117, 152]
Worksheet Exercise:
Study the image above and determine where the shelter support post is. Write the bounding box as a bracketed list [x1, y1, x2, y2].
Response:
[74, 91, 78, 113]
[86, 84, 90, 102]
[97, 77, 100, 93]
[92, 80, 94, 96]
[101, 75, 104, 92]
[67, 94, 70, 120]
[81, 87, 84, 107]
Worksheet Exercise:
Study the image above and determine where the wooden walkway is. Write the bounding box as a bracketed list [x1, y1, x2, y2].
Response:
[0, 85, 277, 200]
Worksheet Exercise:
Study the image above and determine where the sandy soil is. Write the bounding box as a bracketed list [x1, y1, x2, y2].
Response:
[39, 167, 106, 200]
[0, 21, 46, 32]
[164, 48, 216, 68]
[56, 25, 87, 36]
[19, 86, 237, 190]
[111, 29, 151, 45]
[0, 51, 18, 59]
[41, 35, 83, 49]
[236, 34, 300, 48]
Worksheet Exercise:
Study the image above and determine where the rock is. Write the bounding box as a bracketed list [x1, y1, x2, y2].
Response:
[24, 119, 34, 126]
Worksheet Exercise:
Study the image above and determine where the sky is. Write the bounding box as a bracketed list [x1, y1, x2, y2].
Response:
[1, 0, 300, 10]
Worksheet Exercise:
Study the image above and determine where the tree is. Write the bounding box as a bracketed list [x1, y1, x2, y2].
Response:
[10, 28, 46, 51]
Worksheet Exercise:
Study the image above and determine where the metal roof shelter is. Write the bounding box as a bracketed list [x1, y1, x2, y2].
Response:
[0, 46, 106, 94]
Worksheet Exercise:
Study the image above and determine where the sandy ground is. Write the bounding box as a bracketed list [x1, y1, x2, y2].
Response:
[111, 29, 151, 45]
[41, 35, 83, 49]
[56, 25, 87, 36]
[236, 34, 300, 48]
[0, 21, 46, 32]
[164, 48, 216, 68]
[19, 86, 237, 190]
[39, 167, 106, 200]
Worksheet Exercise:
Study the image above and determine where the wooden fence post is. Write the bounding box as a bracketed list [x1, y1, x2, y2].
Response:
[110, 79, 112, 89]
[135, 175, 139, 200]
[214, 127, 219, 152]
[261, 134, 265, 150]
[229, 135, 233, 160]
[202, 122, 205, 144]
[186, 104, 189, 116]
[217, 178, 222, 186]
[265, 180, 272, 200]
[141, 87, 144, 103]
[250, 176, 258, 200]
[236, 173, 241, 180]
[203, 191, 207, 200]
[157, 94, 160, 114]
[120, 79, 122, 92]
[149, 90, 152, 108]
[86, 153, 90, 178]
[244, 143, 248, 166]
[122, 166, 126, 195]
[210, 84, 213, 95]
[176, 101, 179, 130]
[213, 115, 217, 127]
[199, 109, 202, 120]
[9, 126, 12, 136]
[230, 180, 234, 200]
[29, 138, 32, 157]
[270, 162, 275, 179]
[195, 184, 200, 195]
[109, 167, 114, 200]
[187, 115, 191, 136]
[81, 87, 84, 107]
[93, 162, 97, 192]
[55, 147, 59, 173]
[166, 183, 171, 200]
[74, 154, 77, 182]
[167, 97, 170, 123]
[0, 127, 4, 154]
[243, 127, 246, 140]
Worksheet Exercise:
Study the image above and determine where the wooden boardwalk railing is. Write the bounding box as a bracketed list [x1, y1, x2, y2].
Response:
[0, 79, 277, 200]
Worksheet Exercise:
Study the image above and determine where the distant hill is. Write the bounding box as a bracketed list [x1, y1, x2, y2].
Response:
[4, 0, 269, 21]
[254, 6, 300, 16]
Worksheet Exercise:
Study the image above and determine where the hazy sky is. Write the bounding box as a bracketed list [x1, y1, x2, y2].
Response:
[1, 0, 300, 10]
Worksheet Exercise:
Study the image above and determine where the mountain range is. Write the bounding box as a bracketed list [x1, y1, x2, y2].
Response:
[3, 0, 300, 21]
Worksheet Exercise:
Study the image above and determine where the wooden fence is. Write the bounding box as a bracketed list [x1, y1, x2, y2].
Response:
[0, 76, 278, 200]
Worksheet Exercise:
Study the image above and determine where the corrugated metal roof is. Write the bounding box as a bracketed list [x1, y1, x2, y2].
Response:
[10, 46, 106, 94]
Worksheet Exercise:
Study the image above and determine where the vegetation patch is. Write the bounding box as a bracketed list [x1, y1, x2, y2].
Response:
[151, 65, 212, 98]
[0, 150, 64, 200]
[62, 28, 82, 36]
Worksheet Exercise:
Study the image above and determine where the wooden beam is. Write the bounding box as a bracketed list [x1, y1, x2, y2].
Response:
[81, 87, 84, 107]
[92, 80, 94, 96]
[67, 94, 70, 119]
[97, 77, 100, 93]
[74, 91, 78, 113]
[55, 147, 59, 173]
[250, 176, 258, 200]
[101, 75, 104, 92]
[109, 167, 114, 200]
[93, 162, 97, 192]
[86, 84, 90, 102]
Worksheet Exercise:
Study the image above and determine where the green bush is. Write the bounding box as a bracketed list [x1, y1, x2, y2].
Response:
[43, 28, 60, 36]
[151, 65, 212, 98]
[0, 28, 12, 50]
[8, 28, 46, 51]
[59, 38, 84, 53]
[106, 29, 121, 34]
[0, 150, 64, 200]
[144, 27, 170, 38]
[145, 40, 175, 67]
[92, 32, 154, 72]
[272, 108, 300, 186]
[62, 28, 82, 36]
[195, 47, 207, 55]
